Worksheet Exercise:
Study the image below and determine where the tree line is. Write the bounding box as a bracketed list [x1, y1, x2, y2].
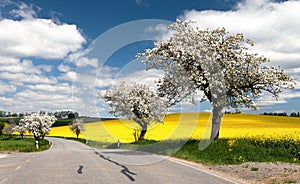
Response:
[262, 112, 300, 117]
[0, 110, 79, 119]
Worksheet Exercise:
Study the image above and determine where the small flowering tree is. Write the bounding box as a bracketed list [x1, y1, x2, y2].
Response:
[19, 113, 56, 141]
[70, 119, 85, 139]
[138, 20, 295, 140]
[100, 81, 167, 140]
[13, 125, 27, 138]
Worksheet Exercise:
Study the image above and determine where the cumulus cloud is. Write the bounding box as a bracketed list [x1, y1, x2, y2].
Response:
[0, 80, 17, 94]
[0, 1, 88, 115]
[180, 0, 300, 69]
[0, 18, 86, 59]
[0, 72, 57, 84]
[77, 57, 99, 68]
[58, 64, 71, 73]
[0, 59, 40, 74]
[58, 71, 78, 82]
[27, 83, 71, 93]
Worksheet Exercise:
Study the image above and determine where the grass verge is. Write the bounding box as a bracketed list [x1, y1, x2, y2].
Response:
[0, 135, 51, 152]
[172, 138, 300, 164]
[93, 138, 300, 165]
[47, 136, 300, 165]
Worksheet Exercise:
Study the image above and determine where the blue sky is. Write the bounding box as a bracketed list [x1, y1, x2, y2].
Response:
[0, 0, 299, 117]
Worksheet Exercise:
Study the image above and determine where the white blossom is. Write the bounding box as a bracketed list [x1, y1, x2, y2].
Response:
[70, 119, 85, 139]
[100, 81, 168, 140]
[137, 20, 295, 140]
[12, 125, 27, 138]
[19, 113, 56, 141]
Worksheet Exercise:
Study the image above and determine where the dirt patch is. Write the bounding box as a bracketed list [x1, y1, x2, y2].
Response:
[210, 162, 300, 184]
[170, 158, 300, 184]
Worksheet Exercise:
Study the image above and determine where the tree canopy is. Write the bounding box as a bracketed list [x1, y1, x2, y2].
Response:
[19, 113, 56, 141]
[137, 20, 295, 140]
[100, 81, 167, 140]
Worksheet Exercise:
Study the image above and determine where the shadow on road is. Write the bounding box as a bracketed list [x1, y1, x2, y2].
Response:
[95, 151, 137, 181]
[77, 165, 84, 174]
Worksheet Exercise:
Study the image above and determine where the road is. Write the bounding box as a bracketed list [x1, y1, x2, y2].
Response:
[0, 137, 238, 184]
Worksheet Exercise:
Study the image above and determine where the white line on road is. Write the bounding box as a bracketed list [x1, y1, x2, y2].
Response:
[15, 165, 22, 171]
[167, 157, 241, 184]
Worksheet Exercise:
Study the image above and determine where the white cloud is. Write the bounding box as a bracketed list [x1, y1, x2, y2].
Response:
[58, 71, 77, 82]
[255, 90, 300, 106]
[58, 64, 71, 73]
[10, 1, 40, 19]
[77, 57, 99, 68]
[27, 83, 71, 93]
[180, 0, 300, 69]
[0, 59, 41, 74]
[0, 72, 57, 84]
[0, 18, 86, 59]
[37, 64, 53, 73]
[0, 80, 17, 94]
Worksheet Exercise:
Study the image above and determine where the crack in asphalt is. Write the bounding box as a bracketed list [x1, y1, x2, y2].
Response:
[95, 151, 137, 182]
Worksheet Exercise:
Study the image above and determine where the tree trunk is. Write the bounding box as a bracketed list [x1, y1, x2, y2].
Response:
[210, 106, 223, 141]
[138, 125, 147, 140]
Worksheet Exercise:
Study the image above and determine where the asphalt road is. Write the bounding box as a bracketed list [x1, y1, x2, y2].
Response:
[0, 137, 238, 184]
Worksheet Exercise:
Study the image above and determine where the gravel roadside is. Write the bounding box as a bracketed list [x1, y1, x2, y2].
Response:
[210, 162, 300, 184]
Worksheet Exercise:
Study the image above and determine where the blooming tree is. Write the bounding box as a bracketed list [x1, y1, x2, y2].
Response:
[13, 125, 27, 138]
[19, 113, 57, 141]
[100, 81, 167, 140]
[70, 119, 85, 139]
[137, 20, 295, 140]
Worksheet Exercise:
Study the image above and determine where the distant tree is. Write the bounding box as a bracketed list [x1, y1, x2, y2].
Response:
[68, 112, 78, 119]
[290, 112, 300, 117]
[0, 111, 6, 117]
[138, 20, 295, 140]
[13, 125, 27, 138]
[70, 119, 85, 139]
[11, 112, 18, 117]
[100, 81, 167, 140]
[3, 125, 14, 138]
[19, 113, 56, 141]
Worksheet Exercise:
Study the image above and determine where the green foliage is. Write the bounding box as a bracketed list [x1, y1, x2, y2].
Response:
[173, 138, 300, 164]
[109, 138, 300, 164]
[52, 119, 73, 127]
[0, 122, 5, 134]
[0, 135, 51, 152]
[0, 118, 20, 124]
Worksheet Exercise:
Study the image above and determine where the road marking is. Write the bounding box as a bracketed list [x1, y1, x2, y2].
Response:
[15, 165, 22, 171]
[167, 157, 241, 184]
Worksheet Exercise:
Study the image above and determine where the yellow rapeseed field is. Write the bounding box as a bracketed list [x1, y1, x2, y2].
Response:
[48, 113, 300, 143]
